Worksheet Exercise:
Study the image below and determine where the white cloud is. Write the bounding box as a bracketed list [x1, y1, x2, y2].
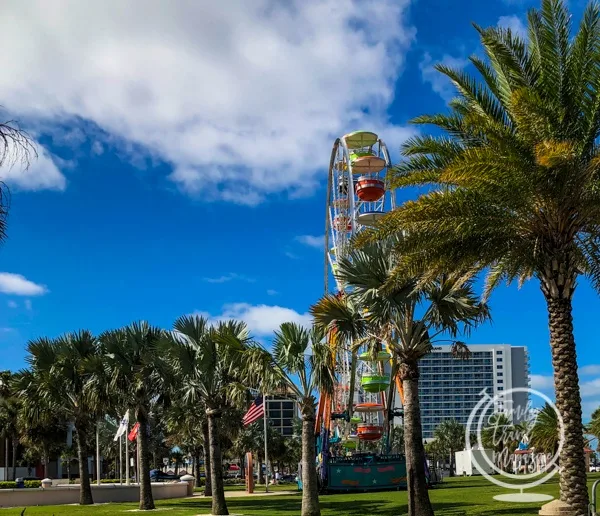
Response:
[497, 15, 527, 39]
[7, 300, 17, 308]
[285, 250, 300, 260]
[267, 289, 278, 296]
[580, 364, 600, 377]
[295, 235, 325, 249]
[581, 378, 600, 398]
[91, 141, 104, 156]
[419, 52, 469, 102]
[0, 145, 66, 191]
[197, 303, 312, 336]
[0, 0, 416, 203]
[529, 370, 600, 420]
[0, 273, 47, 296]
[530, 374, 554, 391]
[202, 273, 254, 284]
[24, 299, 32, 311]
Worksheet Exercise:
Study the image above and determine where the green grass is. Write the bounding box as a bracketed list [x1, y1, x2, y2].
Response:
[3, 473, 600, 515]
[193, 483, 297, 493]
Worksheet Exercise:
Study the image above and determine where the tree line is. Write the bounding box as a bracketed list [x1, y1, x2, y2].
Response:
[0, 317, 335, 516]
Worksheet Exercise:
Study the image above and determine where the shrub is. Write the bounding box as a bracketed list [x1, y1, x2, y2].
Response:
[0, 480, 42, 489]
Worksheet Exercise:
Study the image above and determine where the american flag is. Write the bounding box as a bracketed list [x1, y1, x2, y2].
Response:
[242, 395, 264, 426]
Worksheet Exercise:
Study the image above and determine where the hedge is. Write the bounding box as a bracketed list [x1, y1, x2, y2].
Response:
[0, 480, 42, 489]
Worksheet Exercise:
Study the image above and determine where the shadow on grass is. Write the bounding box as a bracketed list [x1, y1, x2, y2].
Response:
[160, 497, 475, 516]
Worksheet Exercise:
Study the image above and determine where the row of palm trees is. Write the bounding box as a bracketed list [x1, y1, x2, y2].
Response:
[0, 317, 336, 516]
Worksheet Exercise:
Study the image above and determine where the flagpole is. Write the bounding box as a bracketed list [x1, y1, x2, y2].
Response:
[263, 393, 269, 493]
[119, 434, 123, 485]
[125, 422, 130, 485]
[96, 423, 101, 486]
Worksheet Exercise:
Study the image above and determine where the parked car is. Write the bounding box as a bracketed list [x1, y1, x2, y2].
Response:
[150, 470, 181, 482]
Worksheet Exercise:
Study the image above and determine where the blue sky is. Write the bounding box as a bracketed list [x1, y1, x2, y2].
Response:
[0, 0, 598, 417]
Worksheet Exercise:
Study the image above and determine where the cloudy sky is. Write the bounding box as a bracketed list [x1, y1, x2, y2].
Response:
[0, 0, 598, 417]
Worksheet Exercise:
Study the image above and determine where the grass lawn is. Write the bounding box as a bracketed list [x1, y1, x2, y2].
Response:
[4, 473, 600, 515]
[194, 483, 297, 493]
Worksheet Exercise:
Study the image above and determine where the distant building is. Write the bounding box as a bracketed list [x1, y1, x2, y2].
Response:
[266, 396, 298, 436]
[418, 344, 531, 439]
[249, 388, 299, 437]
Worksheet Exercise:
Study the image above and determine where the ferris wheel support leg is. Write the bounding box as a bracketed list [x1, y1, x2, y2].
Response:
[395, 375, 405, 405]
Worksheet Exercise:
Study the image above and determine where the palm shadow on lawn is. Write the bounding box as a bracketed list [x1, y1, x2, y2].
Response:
[159, 497, 474, 515]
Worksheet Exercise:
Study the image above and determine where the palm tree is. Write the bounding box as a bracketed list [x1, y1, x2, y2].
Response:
[15, 371, 69, 479]
[433, 420, 465, 476]
[0, 116, 36, 244]
[163, 315, 250, 516]
[312, 237, 488, 516]
[531, 403, 562, 456]
[0, 372, 20, 481]
[588, 408, 600, 450]
[164, 403, 206, 488]
[363, 0, 600, 511]
[99, 322, 167, 511]
[245, 323, 336, 516]
[17, 332, 100, 504]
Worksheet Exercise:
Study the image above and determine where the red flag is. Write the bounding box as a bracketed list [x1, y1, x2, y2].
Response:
[242, 396, 264, 426]
[128, 422, 140, 441]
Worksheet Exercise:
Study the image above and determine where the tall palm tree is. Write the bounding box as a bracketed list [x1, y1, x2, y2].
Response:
[17, 332, 100, 504]
[363, 0, 600, 511]
[312, 238, 488, 516]
[433, 420, 465, 476]
[245, 322, 336, 516]
[163, 316, 250, 516]
[99, 322, 167, 511]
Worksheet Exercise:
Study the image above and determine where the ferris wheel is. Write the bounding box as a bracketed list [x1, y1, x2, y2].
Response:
[323, 130, 396, 450]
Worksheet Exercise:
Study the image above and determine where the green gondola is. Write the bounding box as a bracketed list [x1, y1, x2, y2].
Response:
[358, 351, 391, 361]
[360, 374, 391, 393]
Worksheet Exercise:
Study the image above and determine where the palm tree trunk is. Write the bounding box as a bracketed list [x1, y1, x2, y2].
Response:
[207, 408, 228, 515]
[401, 361, 434, 516]
[545, 294, 589, 514]
[137, 411, 155, 510]
[194, 453, 201, 488]
[11, 438, 17, 481]
[301, 398, 320, 516]
[257, 451, 264, 484]
[76, 427, 94, 505]
[202, 421, 212, 496]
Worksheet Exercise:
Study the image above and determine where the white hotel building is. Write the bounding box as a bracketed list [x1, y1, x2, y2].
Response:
[417, 344, 530, 439]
